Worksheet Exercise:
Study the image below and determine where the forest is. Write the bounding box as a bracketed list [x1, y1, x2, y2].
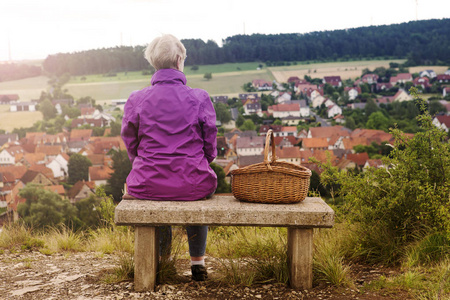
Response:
[40, 18, 450, 76]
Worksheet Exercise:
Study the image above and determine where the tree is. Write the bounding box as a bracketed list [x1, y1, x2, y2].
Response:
[364, 98, 379, 117]
[17, 184, 78, 229]
[366, 111, 390, 131]
[214, 102, 232, 124]
[68, 153, 92, 185]
[204, 72, 212, 80]
[39, 99, 57, 120]
[210, 163, 230, 193]
[75, 194, 103, 229]
[235, 114, 245, 128]
[345, 116, 356, 130]
[105, 150, 132, 202]
[240, 119, 256, 131]
[109, 121, 121, 137]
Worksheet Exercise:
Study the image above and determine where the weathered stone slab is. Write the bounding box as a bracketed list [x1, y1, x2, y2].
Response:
[115, 195, 334, 228]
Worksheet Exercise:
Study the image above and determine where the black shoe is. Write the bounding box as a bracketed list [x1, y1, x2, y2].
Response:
[191, 265, 208, 281]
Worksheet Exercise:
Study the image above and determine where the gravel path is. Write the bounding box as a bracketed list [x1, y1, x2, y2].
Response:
[0, 250, 408, 299]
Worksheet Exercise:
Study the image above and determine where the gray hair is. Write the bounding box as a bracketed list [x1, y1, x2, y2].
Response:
[144, 34, 186, 70]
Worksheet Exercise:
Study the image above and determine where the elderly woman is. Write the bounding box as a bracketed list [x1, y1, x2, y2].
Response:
[121, 34, 217, 281]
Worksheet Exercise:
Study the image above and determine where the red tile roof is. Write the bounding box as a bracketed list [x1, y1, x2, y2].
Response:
[89, 165, 112, 181]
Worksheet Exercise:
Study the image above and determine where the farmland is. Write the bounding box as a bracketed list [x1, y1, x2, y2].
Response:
[0, 59, 446, 131]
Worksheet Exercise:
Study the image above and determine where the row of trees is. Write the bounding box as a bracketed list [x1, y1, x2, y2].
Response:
[42, 19, 450, 76]
[0, 63, 42, 82]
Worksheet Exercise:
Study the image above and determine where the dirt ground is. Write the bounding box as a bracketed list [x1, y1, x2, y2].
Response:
[0, 250, 413, 300]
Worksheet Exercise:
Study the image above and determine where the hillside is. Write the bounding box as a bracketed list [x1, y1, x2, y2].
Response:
[42, 19, 450, 76]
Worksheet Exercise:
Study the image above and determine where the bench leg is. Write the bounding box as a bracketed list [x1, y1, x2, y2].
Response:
[287, 228, 313, 289]
[134, 226, 159, 291]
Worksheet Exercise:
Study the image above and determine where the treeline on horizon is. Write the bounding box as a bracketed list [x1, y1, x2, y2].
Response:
[1, 18, 449, 81]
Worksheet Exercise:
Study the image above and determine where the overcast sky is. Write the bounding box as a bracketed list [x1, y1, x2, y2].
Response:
[0, 0, 449, 61]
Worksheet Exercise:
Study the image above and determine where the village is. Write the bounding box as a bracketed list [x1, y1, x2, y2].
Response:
[1, 66, 450, 224]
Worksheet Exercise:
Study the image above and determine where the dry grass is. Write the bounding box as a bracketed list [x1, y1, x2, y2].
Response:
[0, 110, 43, 132]
[269, 59, 406, 82]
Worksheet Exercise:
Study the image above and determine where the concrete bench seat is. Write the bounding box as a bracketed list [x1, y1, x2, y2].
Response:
[115, 195, 335, 291]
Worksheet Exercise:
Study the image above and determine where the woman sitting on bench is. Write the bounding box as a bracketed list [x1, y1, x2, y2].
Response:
[121, 34, 217, 281]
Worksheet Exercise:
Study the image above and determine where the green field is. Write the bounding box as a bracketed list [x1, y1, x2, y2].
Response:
[1, 59, 441, 131]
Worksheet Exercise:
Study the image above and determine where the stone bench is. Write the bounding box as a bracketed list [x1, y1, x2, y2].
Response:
[114, 195, 335, 291]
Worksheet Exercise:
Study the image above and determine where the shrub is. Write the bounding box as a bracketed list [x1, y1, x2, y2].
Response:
[325, 88, 450, 264]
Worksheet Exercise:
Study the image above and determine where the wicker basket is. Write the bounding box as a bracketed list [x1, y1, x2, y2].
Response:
[231, 129, 311, 204]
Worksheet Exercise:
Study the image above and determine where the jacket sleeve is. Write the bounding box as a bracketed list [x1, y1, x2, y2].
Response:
[121, 93, 139, 164]
[199, 92, 217, 163]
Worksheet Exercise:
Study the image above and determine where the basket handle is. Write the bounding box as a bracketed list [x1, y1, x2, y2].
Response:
[263, 129, 276, 170]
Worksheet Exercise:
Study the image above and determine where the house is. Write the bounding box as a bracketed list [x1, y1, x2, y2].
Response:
[323, 76, 342, 87]
[68, 180, 96, 204]
[43, 185, 66, 199]
[376, 82, 393, 91]
[28, 164, 55, 180]
[252, 79, 273, 91]
[393, 89, 413, 102]
[24, 132, 67, 145]
[237, 155, 264, 168]
[268, 103, 301, 118]
[20, 169, 53, 186]
[70, 129, 93, 142]
[46, 153, 70, 179]
[350, 129, 393, 144]
[278, 126, 298, 137]
[35, 145, 63, 160]
[436, 74, 450, 83]
[88, 165, 112, 186]
[0, 165, 28, 183]
[390, 73, 412, 85]
[312, 96, 333, 109]
[0, 134, 19, 148]
[258, 125, 283, 136]
[327, 104, 342, 118]
[275, 146, 302, 164]
[307, 126, 351, 139]
[91, 110, 116, 126]
[18, 153, 46, 167]
[347, 103, 366, 110]
[243, 100, 263, 116]
[346, 153, 370, 168]
[419, 70, 437, 78]
[235, 136, 265, 157]
[275, 92, 292, 104]
[362, 74, 379, 84]
[302, 138, 329, 151]
[273, 136, 300, 148]
[413, 77, 431, 89]
[213, 96, 228, 104]
[339, 137, 370, 152]
[0, 94, 19, 105]
[71, 118, 105, 128]
[432, 115, 450, 132]
[239, 93, 259, 101]
[52, 99, 74, 115]
[443, 87, 450, 98]
[363, 159, 385, 171]
[80, 107, 96, 117]
[0, 146, 24, 166]
[344, 87, 361, 100]
[333, 114, 345, 124]
[10, 102, 37, 112]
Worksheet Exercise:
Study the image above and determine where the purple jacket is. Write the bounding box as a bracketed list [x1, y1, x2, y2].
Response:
[121, 68, 217, 200]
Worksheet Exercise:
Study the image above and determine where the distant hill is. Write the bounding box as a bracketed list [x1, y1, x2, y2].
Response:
[42, 18, 450, 76]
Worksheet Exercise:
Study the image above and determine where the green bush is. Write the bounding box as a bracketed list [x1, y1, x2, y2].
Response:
[327, 88, 450, 263]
